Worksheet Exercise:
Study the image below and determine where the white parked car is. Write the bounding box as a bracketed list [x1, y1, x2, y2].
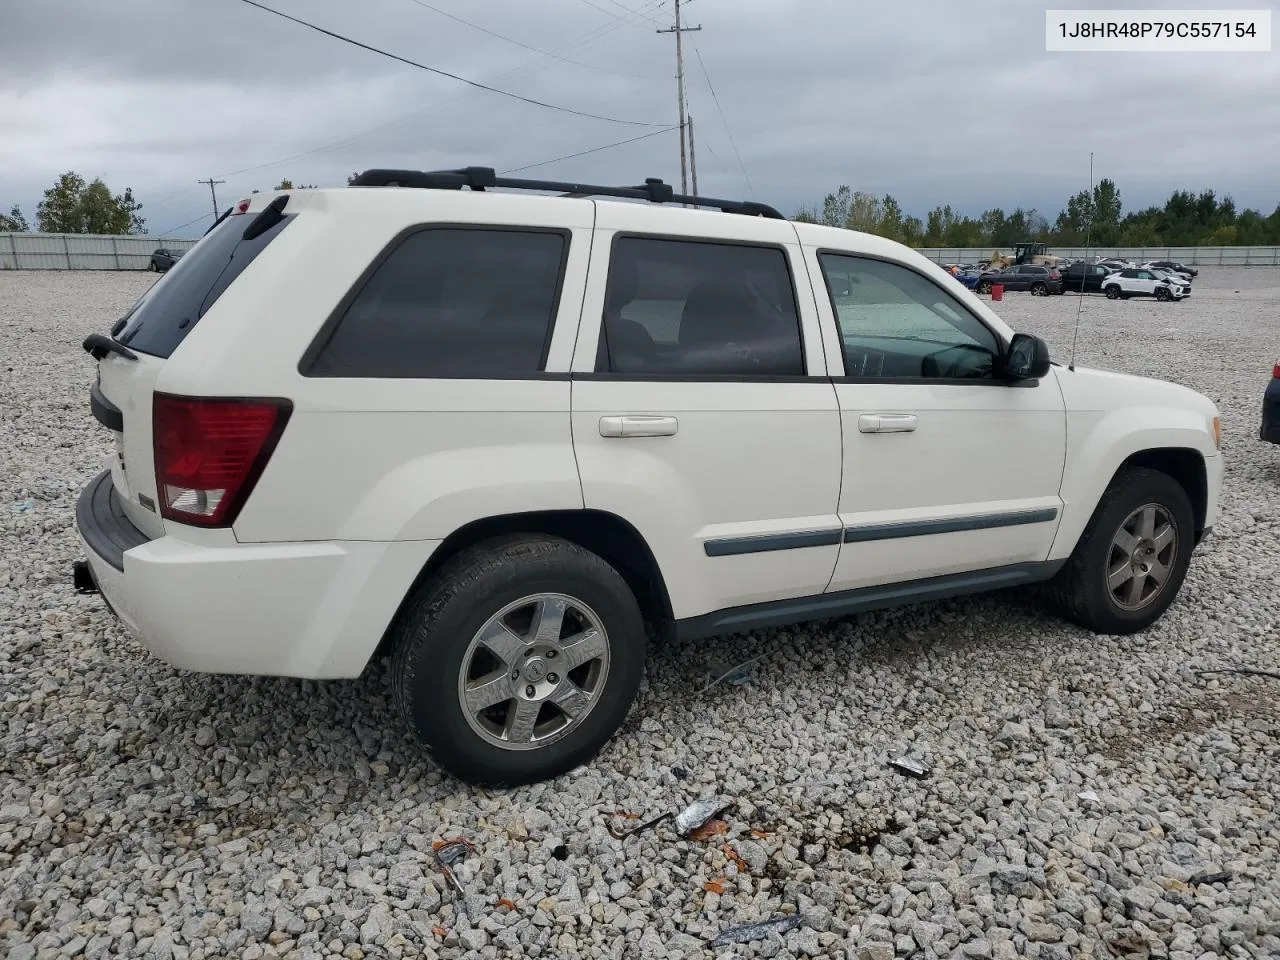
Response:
[1102, 267, 1191, 301]
[75, 168, 1224, 785]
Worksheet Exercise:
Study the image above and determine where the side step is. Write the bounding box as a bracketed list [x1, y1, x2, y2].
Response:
[72, 560, 99, 594]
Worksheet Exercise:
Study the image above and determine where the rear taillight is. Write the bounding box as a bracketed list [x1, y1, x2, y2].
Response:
[1273, 362, 1280, 380]
[153, 394, 291, 527]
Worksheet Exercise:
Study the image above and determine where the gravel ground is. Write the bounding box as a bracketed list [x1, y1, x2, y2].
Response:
[2, 268, 1279, 960]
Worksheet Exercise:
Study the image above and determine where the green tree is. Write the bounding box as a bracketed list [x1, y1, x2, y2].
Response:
[36, 172, 145, 234]
[272, 178, 316, 190]
[1, 204, 29, 231]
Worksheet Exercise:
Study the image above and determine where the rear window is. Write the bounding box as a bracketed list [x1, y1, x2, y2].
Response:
[115, 212, 295, 358]
[301, 226, 569, 379]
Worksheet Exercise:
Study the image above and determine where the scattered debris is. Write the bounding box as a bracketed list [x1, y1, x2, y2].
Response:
[703, 879, 726, 895]
[551, 844, 569, 861]
[707, 914, 801, 948]
[1189, 868, 1232, 885]
[9, 499, 33, 515]
[432, 925, 448, 938]
[688, 818, 729, 842]
[699, 653, 767, 693]
[1078, 789, 1102, 804]
[1196, 667, 1280, 682]
[675, 798, 734, 837]
[888, 756, 930, 779]
[1105, 931, 1152, 959]
[497, 897, 517, 911]
[672, 767, 690, 781]
[605, 810, 671, 839]
[432, 837, 474, 913]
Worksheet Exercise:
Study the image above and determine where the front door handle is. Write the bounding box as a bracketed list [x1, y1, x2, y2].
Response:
[858, 413, 918, 434]
[599, 415, 679, 438]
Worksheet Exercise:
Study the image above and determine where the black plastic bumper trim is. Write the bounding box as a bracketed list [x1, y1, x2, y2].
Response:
[75, 470, 152, 571]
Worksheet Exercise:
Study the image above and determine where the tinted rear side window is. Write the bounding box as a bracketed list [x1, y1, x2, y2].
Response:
[304, 227, 568, 378]
[115, 213, 295, 358]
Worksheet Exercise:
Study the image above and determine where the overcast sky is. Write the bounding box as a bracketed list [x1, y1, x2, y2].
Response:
[3, 0, 1278, 236]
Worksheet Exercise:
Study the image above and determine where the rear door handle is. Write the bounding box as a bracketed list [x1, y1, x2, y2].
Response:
[599, 415, 679, 438]
[858, 413, 918, 434]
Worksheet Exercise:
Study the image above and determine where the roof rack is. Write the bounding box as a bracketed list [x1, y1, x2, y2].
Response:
[348, 166, 785, 220]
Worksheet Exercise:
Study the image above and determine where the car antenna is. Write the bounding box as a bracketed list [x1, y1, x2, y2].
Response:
[1068, 151, 1094, 372]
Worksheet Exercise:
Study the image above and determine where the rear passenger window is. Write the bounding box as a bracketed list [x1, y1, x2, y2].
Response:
[306, 227, 568, 378]
[597, 237, 804, 376]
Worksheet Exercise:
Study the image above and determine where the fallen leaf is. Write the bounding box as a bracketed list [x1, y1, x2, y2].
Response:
[750, 830, 769, 839]
[497, 898, 517, 911]
[689, 819, 729, 842]
[703, 879, 726, 895]
[432, 926, 448, 938]
[617, 811, 642, 821]
[723, 843, 749, 872]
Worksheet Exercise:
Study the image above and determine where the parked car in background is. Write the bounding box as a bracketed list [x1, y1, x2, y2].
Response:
[1102, 267, 1189, 301]
[1060, 261, 1113, 294]
[1096, 258, 1135, 273]
[1145, 264, 1193, 284]
[977, 264, 1063, 295]
[1262, 361, 1280, 443]
[149, 248, 184, 272]
[1147, 259, 1198, 278]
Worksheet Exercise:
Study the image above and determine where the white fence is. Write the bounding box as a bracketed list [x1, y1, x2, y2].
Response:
[0, 233, 201, 271]
[3, 232, 1280, 270]
[916, 246, 1280, 267]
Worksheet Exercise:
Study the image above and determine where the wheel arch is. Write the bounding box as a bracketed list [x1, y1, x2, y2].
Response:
[374, 509, 674, 658]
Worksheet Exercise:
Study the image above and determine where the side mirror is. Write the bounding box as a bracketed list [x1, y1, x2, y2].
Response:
[1004, 333, 1051, 380]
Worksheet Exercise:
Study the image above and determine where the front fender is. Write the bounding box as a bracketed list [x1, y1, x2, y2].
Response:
[1048, 404, 1217, 561]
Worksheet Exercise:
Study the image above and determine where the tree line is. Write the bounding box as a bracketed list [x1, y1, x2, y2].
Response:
[794, 179, 1280, 248]
[1, 172, 315, 235]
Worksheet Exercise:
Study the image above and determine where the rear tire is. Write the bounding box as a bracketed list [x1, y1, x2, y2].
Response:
[390, 535, 646, 786]
[1031, 282, 1047, 296]
[1105, 285, 1121, 299]
[1048, 467, 1195, 635]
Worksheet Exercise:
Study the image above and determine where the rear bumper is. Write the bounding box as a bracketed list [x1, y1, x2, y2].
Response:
[75, 470, 440, 679]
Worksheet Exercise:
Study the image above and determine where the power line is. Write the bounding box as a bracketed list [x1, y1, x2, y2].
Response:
[153, 210, 215, 238]
[402, 0, 654, 80]
[577, 0, 660, 28]
[236, 0, 663, 127]
[208, 11, 654, 183]
[691, 42, 753, 198]
[500, 124, 679, 173]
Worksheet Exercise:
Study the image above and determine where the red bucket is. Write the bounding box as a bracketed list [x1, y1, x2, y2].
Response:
[991, 283, 1004, 302]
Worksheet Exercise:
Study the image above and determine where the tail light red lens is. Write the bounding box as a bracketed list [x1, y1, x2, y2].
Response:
[1273, 362, 1280, 380]
[153, 394, 292, 527]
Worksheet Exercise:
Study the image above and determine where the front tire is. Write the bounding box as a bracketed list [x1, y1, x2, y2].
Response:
[390, 535, 646, 786]
[1155, 287, 1171, 301]
[1104, 285, 1121, 299]
[978, 281, 992, 294]
[1049, 467, 1195, 635]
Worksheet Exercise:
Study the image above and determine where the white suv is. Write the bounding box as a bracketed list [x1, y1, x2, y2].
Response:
[1102, 267, 1190, 301]
[76, 167, 1224, 786]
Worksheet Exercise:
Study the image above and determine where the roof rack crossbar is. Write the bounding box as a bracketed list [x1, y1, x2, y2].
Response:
[348, 167, 784, 219]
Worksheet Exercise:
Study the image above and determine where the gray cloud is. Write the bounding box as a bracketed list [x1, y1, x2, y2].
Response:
[3, 0, 1277, 236]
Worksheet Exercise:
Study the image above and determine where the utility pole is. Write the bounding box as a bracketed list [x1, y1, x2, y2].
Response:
[691, 115, 701, 198]
[657, 0, 701, 198]
[198, 178, 225, 221]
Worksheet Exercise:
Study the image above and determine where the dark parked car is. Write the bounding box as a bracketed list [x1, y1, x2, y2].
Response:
[1148, 259, 1198, 278]
[149, 248, 184, 272]
[976, 264, 1063, 295]
[1060, 261, 1114, 294]
[1263, 361, 1280, 444]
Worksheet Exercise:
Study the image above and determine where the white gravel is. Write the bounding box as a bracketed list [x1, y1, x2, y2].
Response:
[2, 268, 1279, 960]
